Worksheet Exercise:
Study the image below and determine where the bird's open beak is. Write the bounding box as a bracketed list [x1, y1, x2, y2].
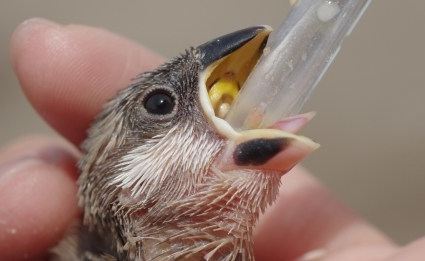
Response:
[197, 26, 319, 173]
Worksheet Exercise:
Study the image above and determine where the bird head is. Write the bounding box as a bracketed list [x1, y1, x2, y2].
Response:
[78, 26, 318, 260]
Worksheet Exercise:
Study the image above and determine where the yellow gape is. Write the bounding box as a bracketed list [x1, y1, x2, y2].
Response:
[208, 79, 239, 118]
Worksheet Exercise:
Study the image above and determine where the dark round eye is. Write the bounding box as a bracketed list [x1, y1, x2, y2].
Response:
[144, 90, 175, 115]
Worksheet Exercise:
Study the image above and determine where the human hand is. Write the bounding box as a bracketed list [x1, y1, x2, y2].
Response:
[1, 18, 423, 260]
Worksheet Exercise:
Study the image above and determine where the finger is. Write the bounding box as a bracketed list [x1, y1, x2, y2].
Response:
[0, 136, 79, 260]
[254, 167, 395, 261]
[10, 18, 164, 145]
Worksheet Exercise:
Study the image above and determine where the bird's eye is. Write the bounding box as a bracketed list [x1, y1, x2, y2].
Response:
[144, 90, 175, 115]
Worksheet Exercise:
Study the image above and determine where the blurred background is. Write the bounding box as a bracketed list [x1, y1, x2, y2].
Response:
[0, 0, 424, 244]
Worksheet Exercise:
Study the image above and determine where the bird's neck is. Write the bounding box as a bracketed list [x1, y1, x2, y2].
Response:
[139, 201, 258, 260]
[131, 171, 281, 260]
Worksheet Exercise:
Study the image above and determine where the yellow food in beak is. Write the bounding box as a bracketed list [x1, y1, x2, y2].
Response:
[202, 29, 270, 123]
[208, 79, 239, 118]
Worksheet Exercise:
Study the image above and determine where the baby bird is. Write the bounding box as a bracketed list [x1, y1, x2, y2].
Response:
[53, 26, 318, 261]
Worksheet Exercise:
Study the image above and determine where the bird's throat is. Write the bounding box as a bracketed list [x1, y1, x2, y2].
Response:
[130, 169, 281, 260]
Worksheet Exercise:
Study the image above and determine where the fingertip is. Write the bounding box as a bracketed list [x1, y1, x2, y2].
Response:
[11, 18, 164, 145]
[11, 18, 81, 142]
[10, 18, 61, 56]
[10, 18, 63, 86]
[0, 137, 79, 260]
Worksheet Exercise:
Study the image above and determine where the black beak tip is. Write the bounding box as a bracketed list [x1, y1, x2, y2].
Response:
[233, 138, 289, 166]
[197, 26, 269, 68]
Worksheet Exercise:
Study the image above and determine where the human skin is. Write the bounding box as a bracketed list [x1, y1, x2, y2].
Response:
[1, 18, 424, 260]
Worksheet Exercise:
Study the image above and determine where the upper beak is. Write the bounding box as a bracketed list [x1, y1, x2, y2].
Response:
[197, 27, 319, 174]
[197, 26, 268, 69]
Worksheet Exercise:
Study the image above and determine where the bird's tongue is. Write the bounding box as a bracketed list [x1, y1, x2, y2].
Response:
[269, 111, 316, 133]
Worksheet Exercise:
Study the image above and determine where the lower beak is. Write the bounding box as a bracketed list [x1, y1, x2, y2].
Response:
[214, 113, 318, 173]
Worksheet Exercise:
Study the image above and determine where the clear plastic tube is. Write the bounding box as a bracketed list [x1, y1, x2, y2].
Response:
[225, 0, 372, 130]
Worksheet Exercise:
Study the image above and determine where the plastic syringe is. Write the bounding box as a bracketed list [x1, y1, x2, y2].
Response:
[225, 0, 372, 130]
